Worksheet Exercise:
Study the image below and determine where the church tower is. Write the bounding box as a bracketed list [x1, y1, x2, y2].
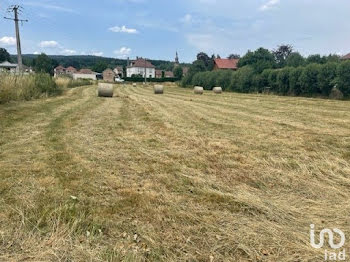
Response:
[175, 51, 179, 66]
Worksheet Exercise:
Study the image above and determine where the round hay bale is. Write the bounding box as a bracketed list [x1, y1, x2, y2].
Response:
[194, 86, 204, 95]
[98, 83, 114, 97]
[133, 83, 137, 87]
[154, 85, 164, 94]
[213, 87, 223, 94]
[329, 87, 344, 100]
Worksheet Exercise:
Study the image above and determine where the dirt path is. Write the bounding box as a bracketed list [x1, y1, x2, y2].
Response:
[1, 84, 350, 261]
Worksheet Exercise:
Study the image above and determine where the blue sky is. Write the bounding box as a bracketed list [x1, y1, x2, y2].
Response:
[1, 0, 350, 62]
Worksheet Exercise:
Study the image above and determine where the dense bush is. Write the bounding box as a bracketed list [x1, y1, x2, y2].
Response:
[336, 60, 350, 96]
[184, 60, 350, 99]
[124, 77, 178, 83]
[0, 73, 61, 104]
[67, 79, 93, 88]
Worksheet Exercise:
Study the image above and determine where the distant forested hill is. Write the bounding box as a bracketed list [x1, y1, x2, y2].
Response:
[11, 54, 190, 71]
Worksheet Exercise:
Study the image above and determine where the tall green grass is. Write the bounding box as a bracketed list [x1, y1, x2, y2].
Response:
[0, 73, 61, 104]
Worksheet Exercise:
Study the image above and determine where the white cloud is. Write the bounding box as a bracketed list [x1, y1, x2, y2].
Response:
[180, 14, 193, 24]
[34, 51, 40, 55]
[260, 0, 280, 11]
[91, 51, 103, 56]
[114, 47, 132, 58]
[39, 40, 59, 48]
[61, 49, 77, 55]
[109, 25, 139, 34]
[0, 36, 16, 46]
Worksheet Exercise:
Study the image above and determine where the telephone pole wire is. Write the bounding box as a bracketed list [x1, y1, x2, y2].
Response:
[4, 5, 28, 72]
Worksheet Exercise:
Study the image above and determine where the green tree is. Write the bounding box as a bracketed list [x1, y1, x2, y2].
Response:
[299, 64, 321, 95]
[268, 70, 279, 92]
[216, 70, 233, 91]
[173, 66, 183, 79]
[306, 54, 326, 64]
[273, 44, 293, 67]
[34, 53, 54, 74]
[238, 48, 276, 73]
[0, 48, 10, 62]
[92, 61, 108, 73]
[277, 67, 292, 95]
[336, 61, 350, 96]
[289, 67, 303, 95]
[318, 63, 338, 96]
[286, 52, 305, 67]
[227, 54, 240, 59]
[233, 66, 255, 93]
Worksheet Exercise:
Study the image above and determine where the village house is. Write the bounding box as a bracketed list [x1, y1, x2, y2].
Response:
[127, 58, 155, 78]
[155, 70, 163, 78]
[73, 68, 98, 80]
[341, 53, 350, 60]
[66, 66, 77, 75]
[113, 66, 124, 78]
[54, 65, 77, 77]
[103, 68, 116, 82]
[0, 61, 18, 73]
[54, 65, 66, 77]
[165, 71, 174, 78]
[155, 70, 174, 79]
[213, 58, 239, 71]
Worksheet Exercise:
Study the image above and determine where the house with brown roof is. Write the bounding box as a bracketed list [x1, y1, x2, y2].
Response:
[127, 58, 155, 78]
[66, 66, 77, 74]
[341, 53, 350, 60]
[54, 65, 77, 77]
[213, 58, 239, 71]
[164, 71, 174, 78]
[54, 65, 66, 77]
[103, 68, 116, 82]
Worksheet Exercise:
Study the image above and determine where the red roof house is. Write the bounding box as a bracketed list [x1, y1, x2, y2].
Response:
[129, 58, 155, 69]
[213, 58, 239, 71]
[341, 53, 350, 60]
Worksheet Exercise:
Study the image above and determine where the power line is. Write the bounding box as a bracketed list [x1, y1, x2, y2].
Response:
[4, 5, 28, 72]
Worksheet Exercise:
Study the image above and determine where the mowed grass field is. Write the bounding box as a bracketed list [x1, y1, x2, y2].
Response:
[1, 84, 350, 261]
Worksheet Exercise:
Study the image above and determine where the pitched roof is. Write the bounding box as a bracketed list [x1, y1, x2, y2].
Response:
[55, 65, 65, 70]
[129, 58, 155, 68]
[78, 68, 95, 74]
[0, 61, 18, 68]
[341, 53, 350, 60]
[214, 58, 239, 69]
[66, 66, 77, 72]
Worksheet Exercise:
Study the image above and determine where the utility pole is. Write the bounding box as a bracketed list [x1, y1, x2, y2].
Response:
[4, 5, 28, 72]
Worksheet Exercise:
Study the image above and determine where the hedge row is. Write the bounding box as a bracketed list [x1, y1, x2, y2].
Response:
[124, 77, 178, 83]
[181, 60, 350, 98]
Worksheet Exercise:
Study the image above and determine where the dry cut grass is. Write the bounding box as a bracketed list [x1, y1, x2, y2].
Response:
[0, 84, 350, 261]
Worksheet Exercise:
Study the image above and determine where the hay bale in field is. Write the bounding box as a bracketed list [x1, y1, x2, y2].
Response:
[98, 83, 114, 97]
[329, 87, 344, 100]
[194, 86, 204, 95]
[133, 83, 137, 87]
[213, 87, 222, 94]
[154, 85, 164, 94]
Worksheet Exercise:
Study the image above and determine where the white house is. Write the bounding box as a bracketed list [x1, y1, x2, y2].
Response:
[126, 58, 155, 78]
[0, 61, 18, 73]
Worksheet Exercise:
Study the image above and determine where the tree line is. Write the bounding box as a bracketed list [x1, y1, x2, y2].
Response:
[181, 45, 349, 98]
